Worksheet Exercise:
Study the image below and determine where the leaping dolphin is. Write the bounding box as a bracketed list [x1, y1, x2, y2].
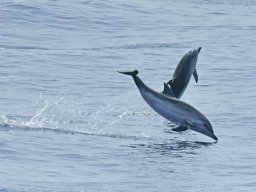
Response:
[163, 47, 201, 99]
[118, 70, 218, 141]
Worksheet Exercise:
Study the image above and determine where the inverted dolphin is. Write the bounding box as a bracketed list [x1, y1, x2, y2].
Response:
[163, 47, 201, 99]
[118, 70, 218, 141]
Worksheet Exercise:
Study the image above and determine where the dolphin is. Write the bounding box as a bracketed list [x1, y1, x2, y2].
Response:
[163, 47, 201, 99]
[118, 70, 218, 141]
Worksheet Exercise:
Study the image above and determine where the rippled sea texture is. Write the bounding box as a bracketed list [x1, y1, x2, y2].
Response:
[0, 1, 256, 191]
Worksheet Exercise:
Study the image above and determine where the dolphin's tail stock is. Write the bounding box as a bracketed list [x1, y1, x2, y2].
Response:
[118, 70, 138, 77]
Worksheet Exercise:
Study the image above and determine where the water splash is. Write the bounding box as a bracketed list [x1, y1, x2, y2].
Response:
[119, 111, 152, 118]
[25, 96, 64, 129]
[0, 96, 154, 141]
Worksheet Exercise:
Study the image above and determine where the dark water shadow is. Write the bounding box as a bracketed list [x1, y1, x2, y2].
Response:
[129, 140, 216, 158]
[126, 140, 217, 176]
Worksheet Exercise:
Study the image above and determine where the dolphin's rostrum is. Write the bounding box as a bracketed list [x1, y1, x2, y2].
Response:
[118, 69, 218, 141]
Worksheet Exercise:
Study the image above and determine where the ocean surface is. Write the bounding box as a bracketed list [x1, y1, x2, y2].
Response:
[0, 0, 256, 191]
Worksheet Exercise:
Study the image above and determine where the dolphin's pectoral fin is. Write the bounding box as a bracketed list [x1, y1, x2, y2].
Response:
[162, 83, 175, 97]
[193, 69, 198, 83]
[172, 126, 189, 132]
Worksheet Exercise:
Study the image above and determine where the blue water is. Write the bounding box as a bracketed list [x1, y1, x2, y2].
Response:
[0, 1, 256, 191]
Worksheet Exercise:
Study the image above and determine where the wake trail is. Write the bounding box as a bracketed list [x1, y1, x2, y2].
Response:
[0, 115, 152, 141]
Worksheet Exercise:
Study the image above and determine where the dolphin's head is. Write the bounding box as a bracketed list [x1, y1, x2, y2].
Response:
[199, 121, 218, 141]
[186, 47, 201, 60]
[179, 47, 202, 70]
[173, 47, 202, 80]
[187, 117, 218, 141]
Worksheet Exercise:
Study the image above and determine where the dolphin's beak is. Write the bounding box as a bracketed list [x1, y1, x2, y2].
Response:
[197, 47, 202, 53]
[211, 134, 218, 141]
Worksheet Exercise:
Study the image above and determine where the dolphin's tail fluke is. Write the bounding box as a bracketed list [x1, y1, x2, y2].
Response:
[118, 70, 138, 77]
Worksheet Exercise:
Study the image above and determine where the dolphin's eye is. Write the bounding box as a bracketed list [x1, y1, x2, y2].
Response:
[204, 123, 212, 130]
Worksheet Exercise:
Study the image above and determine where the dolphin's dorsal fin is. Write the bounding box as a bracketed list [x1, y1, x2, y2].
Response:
[162, 83, 175, 97]
[193, 69, 198, 83]
[172, 126, 188, 132]
[167, 78, 174, 87]
[185, 119, 195, 127]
